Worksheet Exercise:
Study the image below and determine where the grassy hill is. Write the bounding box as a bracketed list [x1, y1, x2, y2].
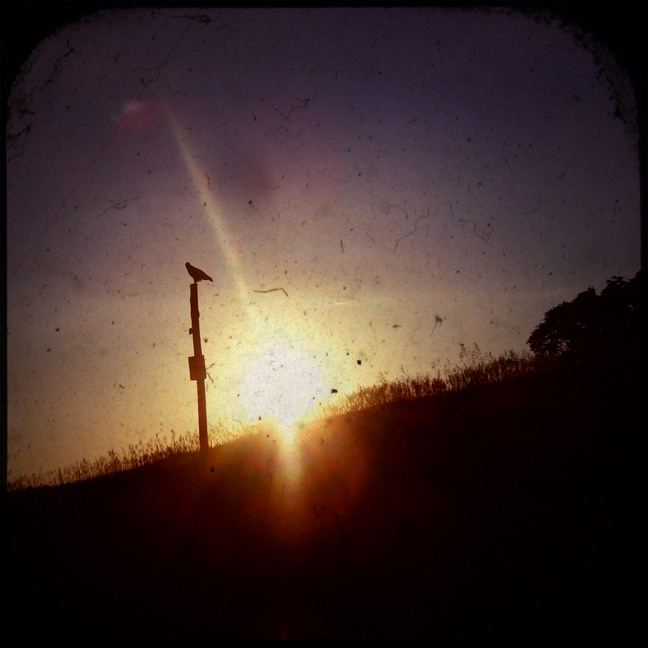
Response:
[6, 365, 641, 639]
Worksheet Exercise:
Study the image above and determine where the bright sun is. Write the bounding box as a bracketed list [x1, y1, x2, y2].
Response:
[237, 336, 329, 431]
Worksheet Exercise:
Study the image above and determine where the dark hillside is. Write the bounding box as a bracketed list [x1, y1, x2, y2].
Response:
[6, 368, 641, 639]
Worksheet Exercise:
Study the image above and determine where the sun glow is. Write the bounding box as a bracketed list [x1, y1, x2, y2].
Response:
[237, 336, 329, 433]
[163, 105, 342, 437]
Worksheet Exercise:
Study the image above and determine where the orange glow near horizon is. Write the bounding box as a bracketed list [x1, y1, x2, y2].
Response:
[234, 411, 371, 545]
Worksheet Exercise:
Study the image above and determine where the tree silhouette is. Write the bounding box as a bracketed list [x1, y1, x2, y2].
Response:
[527, 271, 642, 367]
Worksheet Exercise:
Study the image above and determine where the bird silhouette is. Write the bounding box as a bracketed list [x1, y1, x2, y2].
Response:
[185, 262, 213, 283]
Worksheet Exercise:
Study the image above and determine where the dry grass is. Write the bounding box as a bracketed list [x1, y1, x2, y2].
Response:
[320, 345, 552, 418]
[6, 421, 249, 492]
[7, 345, 554, 492]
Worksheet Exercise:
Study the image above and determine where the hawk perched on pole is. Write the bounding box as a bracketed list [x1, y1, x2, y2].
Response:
[185, 262, 213, 283]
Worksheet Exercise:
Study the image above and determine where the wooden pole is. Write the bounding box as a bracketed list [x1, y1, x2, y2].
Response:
[188, 282, 209, 457]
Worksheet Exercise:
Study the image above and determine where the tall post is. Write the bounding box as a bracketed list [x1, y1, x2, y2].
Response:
[188, 282, 209, 457]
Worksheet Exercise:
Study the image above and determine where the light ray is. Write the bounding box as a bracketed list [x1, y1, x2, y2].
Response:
[164, 105, 252, 311]
[163, 104, 333, 467]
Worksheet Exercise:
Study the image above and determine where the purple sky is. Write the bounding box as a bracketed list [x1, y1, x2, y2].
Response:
[6, 7, 640, 480]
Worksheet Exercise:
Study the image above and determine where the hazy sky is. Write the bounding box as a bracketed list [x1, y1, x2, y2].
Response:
[6, 7, 640, 479]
